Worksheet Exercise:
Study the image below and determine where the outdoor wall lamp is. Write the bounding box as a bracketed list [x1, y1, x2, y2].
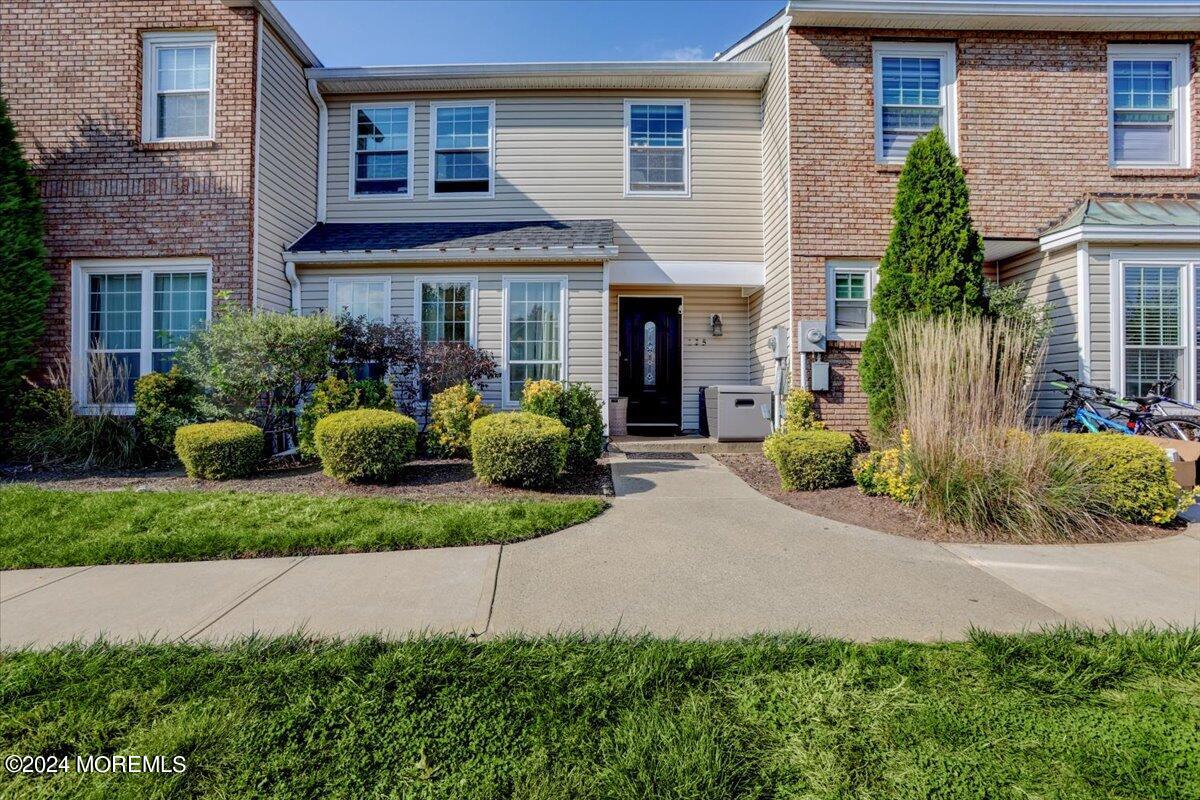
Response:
[710, 314, 723, 337]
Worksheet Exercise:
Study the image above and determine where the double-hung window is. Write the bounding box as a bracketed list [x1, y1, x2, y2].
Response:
[504, 278, 567, 406]
[1108, 44, 1191, 168]
[142, 32, 216, 142]
[1116, 255, 1199, 403]
[74, 259, 211, 410]
[430, 102, 493, 196]
[826, 262, 876, 340]
[416, 278, 475, 343]
[625, 100, 689, 195]
[329, 278, 390, 323]
[351, 104, 413, 196]
[873, 42, 956, 164]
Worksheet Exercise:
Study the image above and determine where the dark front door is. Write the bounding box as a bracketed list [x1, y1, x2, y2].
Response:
[619, 297, 682, 432]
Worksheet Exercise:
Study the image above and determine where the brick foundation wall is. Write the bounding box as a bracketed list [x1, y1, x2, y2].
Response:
[0, 0, 257, 375]
[787, 26, 1200, 433]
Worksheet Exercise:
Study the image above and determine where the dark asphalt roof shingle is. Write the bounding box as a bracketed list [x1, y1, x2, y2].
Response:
[288, 219, 615, 253]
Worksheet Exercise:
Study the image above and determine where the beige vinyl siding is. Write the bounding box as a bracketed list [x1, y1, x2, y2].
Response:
[255, 23, 318, 311]
[322, 91, 763, 264]
[609, 285, 750, 431]
[999, 244, 1079, 417]
[296, 264, 603, 411]
[729, 27, 791, 386]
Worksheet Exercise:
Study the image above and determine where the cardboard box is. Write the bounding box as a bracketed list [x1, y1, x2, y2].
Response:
[1140, 435, 1200, 490]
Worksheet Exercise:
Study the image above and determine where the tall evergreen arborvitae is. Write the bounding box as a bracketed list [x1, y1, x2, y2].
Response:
[0, 94, 51, 409]
[859, 126, 988, 439]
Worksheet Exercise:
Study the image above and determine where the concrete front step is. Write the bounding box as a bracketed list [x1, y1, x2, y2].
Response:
[609, 434, 763, 454]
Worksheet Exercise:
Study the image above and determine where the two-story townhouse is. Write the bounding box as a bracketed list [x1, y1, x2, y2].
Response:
[722, 0, 1199, 433]
[286, 63, 771, 432]
[0, 0, 319, 410]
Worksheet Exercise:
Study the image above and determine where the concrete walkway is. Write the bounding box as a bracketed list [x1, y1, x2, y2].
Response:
[2, 455, 1197, 648]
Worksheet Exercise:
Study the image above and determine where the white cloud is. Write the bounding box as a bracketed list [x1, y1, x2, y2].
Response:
[659, 45, 705, 61]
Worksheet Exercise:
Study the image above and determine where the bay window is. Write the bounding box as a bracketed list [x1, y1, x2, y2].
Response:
[1116, 255, 1199, 404]
[504, 277, 567, 406]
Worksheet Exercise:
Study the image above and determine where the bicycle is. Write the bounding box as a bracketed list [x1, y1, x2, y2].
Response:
[1047, 370, 1199, 441]
[1128, 373, 1200, 442]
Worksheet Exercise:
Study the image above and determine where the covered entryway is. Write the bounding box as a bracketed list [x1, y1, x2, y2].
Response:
[619, 296, 682, 433]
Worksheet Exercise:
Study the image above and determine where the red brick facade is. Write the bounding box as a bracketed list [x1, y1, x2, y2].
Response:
[787, 27, 1200, 432]
[0, 0, 257, 373]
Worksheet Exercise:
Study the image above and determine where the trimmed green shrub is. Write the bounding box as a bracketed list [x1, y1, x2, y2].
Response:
[427, 382, 492, 458]
[298, 375, 395, 459]
[314, 409, 417, 484]
[134, 368, 203, 459]
[780, 388, 824, 432]
[520, 379, 605, 470]
[1046, 433, 1193, 525]
[763, 429, 855, 492]
[859, 126, 988, 440]
[471, 412, 569, 488]
[174, 421, 263, 480]
[853, 433, 917, 503]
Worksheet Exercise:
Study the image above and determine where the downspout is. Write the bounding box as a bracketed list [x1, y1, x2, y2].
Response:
[285, 261, 301, 313]
[306, 78, 328, 222]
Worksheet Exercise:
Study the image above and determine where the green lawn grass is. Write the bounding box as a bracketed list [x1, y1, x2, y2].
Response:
[0, 486, 604, 569]
[1, 629, 1196, 798]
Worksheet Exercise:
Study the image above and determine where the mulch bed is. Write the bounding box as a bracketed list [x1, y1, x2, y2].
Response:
[1, 458, 615, 501]
[713, 452, 1179, 544]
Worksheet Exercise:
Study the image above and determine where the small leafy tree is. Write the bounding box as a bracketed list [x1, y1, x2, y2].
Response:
[859, 126, 987, 438]
[0, 94, 51, 409]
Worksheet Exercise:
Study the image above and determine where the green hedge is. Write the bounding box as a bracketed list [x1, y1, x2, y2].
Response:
[763, 429, 855, 492]
[314, 409, 417, 484]
[471, 412, 568, 488]
[1046, 433, 1189, 525]
[174, 421, 263, 480]
[520, 380, 605, 471]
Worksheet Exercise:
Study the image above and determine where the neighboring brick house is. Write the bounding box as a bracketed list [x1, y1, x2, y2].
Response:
[0, 0, 318, 410]
[724, 1, 1199, 433]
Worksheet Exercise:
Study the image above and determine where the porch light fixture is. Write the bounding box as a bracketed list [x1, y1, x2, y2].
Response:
[710, 313, 723, 337]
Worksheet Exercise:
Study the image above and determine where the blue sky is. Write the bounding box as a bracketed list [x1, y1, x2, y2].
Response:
[275, 1, 781, 66]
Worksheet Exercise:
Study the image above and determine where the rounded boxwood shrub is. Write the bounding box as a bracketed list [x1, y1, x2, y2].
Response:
[471, 411, 569, 488]
[520, 379, 605, 470]
[314, 408, 417, 483]
[174, 421, 263, 480]
[763, 428, 855, 492]
[1046, 432, 1192, 525]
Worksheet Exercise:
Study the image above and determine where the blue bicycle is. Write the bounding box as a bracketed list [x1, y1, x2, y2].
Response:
[1048, 370, 1200, 442]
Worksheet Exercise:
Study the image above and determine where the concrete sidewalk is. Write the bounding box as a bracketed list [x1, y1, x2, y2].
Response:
[2, 455, 1197, 648]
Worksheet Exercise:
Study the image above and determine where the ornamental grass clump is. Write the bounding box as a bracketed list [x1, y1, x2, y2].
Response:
[889, 314, 1100, 542]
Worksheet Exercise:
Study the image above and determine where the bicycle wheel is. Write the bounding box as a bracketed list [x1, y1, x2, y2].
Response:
[1048, 410, 1086, 434]
[1144, 416, 1200, 442]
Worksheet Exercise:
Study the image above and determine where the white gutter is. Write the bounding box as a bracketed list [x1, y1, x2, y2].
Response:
[251, 14, 263, 310]
[306, 78, 327, 223]
[1075, 242, 1091, 381]
[307, 60, 771, 81]
[285, 261, 301, 312]
[786, 0, 1200, 31]
[287, 244, 617, 265]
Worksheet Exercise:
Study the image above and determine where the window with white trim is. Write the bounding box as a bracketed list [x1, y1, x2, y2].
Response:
[873, 41, 956, 164]
[417, 279, 474, 343]
[76, 262, 210, 407]
[1122, 264, 1187, 399]
[329, 278, 389, 323]
[142, 32, 216, 142]
[505, 278, 566, 405]
[626, 101, 689, 194]
[352, 104, 412, 196]
[1108, 44, 1191, 168]
[430, 102, 493, 196]
[826, 262, 876, 339]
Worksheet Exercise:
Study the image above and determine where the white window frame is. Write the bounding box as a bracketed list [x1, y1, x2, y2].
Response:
[1107, 44, 1192, 169]
[412, 275, 479, 345]
[873, 41, 957, 165]
[71, 257, 213, 414]
[623, 99, 691, 197]
[142, 31, 217, 143]
[428, 100, 495, 199]
[348, 102, 415, 199]
[826, 261, 878, 341]
[501, 275, 570, 408]
[1109, 250, 1198, 406]
[327, 276, 392, 323]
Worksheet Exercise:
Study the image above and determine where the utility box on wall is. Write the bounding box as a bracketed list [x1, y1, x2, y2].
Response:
[810, 361, 830, 392]
[797, 320, 826, 353]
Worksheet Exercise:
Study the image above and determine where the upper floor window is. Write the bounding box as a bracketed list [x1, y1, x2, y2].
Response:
[826, 261, 877, 340]
[625, 100, 690, 195]
[873, 41, 956, 164]
[1108, 44, 1191, 168]
[430, 102, 494, 197]
[142, 32, 216, 142]
[352, 104, 413, 197]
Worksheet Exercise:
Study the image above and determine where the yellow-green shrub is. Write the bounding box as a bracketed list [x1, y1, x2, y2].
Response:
[470, 412, 568, 488]
[521, 379, 605, 470]
[298, 375, 395, 459]
[174, 421, 263, 480]
[1046, 433, 1194, 525]
[314, 409, 417, 484]
[853, 431, 917, 503]
[763, 428, 854, 491]
[427, 382, 492, 458]
[780, 388, 825, 432]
